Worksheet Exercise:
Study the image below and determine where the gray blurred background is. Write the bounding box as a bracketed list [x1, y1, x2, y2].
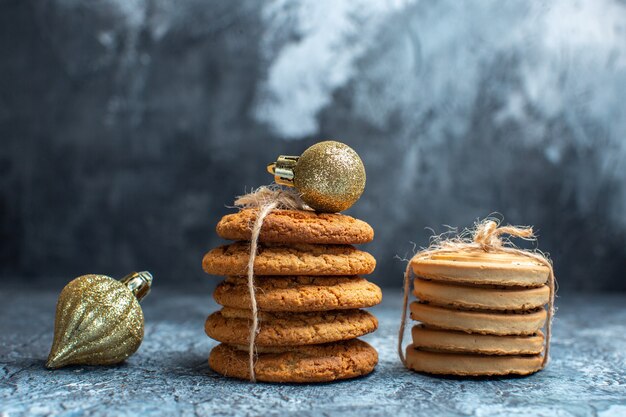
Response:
[1, 0, 625, 291]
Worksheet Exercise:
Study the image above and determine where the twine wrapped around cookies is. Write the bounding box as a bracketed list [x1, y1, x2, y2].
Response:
[398, 218, 556, 369]
[233, 185, 309, 382]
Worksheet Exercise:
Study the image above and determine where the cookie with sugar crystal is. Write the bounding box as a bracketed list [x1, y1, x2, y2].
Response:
[216, 208, 374, 244]
[411, 325, 545, 355]
[405, 345, 543, 376]
[205, 308, 378, 346]
[411, 251, 550, 287]
[413, 279, 550, 311]
[214, 276, 382, 312]
[409, 302, 546, 336]
[209, 339, 378, 383]
[202, 242, 376, 276]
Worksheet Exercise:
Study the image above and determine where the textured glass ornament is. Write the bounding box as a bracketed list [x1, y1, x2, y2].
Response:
[46, 271, 152, 369]
[267, 141, 366, 212]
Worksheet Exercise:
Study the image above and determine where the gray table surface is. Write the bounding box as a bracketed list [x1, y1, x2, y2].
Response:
[1, 287, 625, 417]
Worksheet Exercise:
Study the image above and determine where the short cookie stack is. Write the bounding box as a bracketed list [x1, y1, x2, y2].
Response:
[406, 252, 551, 376]
[202, 209, 382, 383]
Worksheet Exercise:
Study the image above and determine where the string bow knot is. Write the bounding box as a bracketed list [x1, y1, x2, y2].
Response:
[472, 220, 534, 250]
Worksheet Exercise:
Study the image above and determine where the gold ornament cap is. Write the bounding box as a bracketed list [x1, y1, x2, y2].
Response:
[267, 141, 366, 212]
[120, 270, 153, 301]
[46, 271, 153, 369]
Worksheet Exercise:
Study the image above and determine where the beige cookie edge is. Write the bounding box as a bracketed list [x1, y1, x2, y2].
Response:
[409, 302, 547, 336]
[411, 256, 549, 287]
[413, 279, 550, 311]
[405, 345, 544, 376]
[411, 325, 545, 355]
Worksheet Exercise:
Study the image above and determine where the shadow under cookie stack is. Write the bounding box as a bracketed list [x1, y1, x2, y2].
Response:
[202, 208, 382, 383]
[405, 251, 551, 376]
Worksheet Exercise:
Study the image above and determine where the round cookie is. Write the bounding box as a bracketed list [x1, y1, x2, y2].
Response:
[214, 276, 382, 312]
[413, 279, 550, 311]
[411, 325, 545, 355]
[405, 345, 543, 376]
[216, 208, 374, 244]
[411, 251, 550, 287]
[409, 302, 546, 335]
[205, 308, 378, 346]
[202, 242, 376, 276]
[209, 339, 378, 383]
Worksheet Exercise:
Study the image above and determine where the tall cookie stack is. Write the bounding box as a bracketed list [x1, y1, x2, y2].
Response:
[402, 223, 554, 376]
[202, 208, 382, 383]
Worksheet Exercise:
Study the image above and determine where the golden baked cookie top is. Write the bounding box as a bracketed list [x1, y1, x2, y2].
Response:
[202, 242, 376, 276]
[214, 275, 382, 311]
[205, 308, 378, 346]
[411, 251, 550, 287]
[216, 208, 374, 244]
[209, 339, 378, 383]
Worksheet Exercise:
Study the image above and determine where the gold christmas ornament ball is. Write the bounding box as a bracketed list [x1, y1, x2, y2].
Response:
[46, 272, 152, 369]
[268, 141, 366, 212]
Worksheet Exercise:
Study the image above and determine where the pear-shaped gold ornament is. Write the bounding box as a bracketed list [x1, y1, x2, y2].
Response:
[46, 271, 152, 369]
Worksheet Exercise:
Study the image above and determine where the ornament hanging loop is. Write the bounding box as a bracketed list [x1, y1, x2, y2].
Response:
[120, 271, 153, 302]
[267, 155, 299, 186]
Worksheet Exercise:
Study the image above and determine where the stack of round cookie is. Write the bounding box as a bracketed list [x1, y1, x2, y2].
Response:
[406, 251, 551, 376]
[202, 209, 382, 383]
